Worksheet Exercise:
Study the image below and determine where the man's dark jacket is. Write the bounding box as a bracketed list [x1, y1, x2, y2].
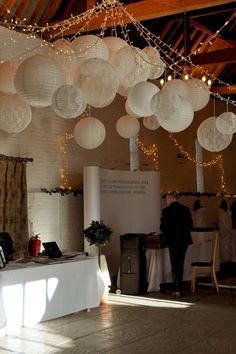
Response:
[160, 201, 193, 247]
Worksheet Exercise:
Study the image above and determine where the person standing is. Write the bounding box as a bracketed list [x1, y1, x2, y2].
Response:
[192, 199, 207, 228]
[218, 199, 232, 263]
[160, 193, 193, 296]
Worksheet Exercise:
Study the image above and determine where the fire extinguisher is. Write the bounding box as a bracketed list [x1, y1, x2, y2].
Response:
[29, 234, 41, 257]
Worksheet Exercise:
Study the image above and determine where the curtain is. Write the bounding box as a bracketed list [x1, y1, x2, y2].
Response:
[0, 157, 30, 252]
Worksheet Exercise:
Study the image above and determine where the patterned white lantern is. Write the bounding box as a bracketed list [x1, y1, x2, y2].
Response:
[111, 46, 151, 90]
[14, 55, 65, 107]
[163, 79, 189, 98]
[51, 84, 87, 118]
[156, 97, 194, 132]
[127, 81, 159, 117]
[151, 89, 182, 119]
[197, 116, 233, 152]
[75, 58, 119, 108]
[216, 112, 236, 134]
[103, 36, 128, 60]
[0, 61, 19, 94]
[0, 94, 32, 133]
[116, 115, 140, 138]
[74, 116, 106, 149]
[143, 115, 160, 130]
[71, 35, 109, 66]
[142, 46, 165, 79]
[186, 78, 210, 111]
[125, 100, 141, 118]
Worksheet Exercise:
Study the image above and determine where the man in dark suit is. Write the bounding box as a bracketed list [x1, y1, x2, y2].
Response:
[160, 193, 193, 296]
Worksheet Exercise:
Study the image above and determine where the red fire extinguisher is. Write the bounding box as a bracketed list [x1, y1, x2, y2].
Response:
[29, 234, 41, 257]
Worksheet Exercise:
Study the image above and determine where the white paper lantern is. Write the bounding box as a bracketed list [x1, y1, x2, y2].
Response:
[142, 46, 165, 79]
[197, 116, 232, 152]
[151, 89, 182, 119]
[143, 115, 160, 130]
[103, 36, 128, 60]
[111, 46, 151, 90]
[127, 81, 159, 117]
[186, 78, 210, 111]
[74, 116, 106, 149]
[0, 61, 19, 94]
[216, 112, 236, 134]
[125, 100, 141, 118]
[156, 97, 194, 132]
[71, 35, 109, 66]
[75, 58, 119, 108]
[116, 115, 140, 138]
[51, 84, 87, 118]
[117, 86, 129, 97]
[163, 79, 189, 98]
[14, 55, 65, 107]
[0, 94, 32, 133]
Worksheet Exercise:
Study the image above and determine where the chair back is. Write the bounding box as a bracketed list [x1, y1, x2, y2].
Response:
[211, 230, 219, 268]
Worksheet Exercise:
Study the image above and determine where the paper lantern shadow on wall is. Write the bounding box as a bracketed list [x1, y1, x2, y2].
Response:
[14, 55, 65, 107]
[74, 116, 106, 150]
[0, 94, 32, 133]
[116, 115, 140, 138]
[197, 116, 233, 152]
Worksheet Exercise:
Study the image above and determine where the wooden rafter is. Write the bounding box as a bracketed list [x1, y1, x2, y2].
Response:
[190, 47, 236, 65]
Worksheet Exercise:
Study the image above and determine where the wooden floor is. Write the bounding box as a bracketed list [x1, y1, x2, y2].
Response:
[0, 285, 236, 354]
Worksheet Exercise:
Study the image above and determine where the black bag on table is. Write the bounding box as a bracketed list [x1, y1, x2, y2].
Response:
[0, 232, 15, 263]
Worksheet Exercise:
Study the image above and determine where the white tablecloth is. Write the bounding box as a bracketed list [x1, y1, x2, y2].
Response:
[0, 257, 105, 334]
[146, 231, 220, 292]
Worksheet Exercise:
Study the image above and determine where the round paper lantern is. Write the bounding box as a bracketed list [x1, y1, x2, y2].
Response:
[0, 94, 32, 133]
[0, 61, 19, 94]
[163, 79, 189, 98]
[143, 115, 160, 130]
[216, 112, 236, 134]
[103, 36, 128, 60]
[156, 97, 194, 132]
[51, 84, 87, 118]
[111, 46, 151, 90]
[71, 35, 109, 66]
[127, 81, 159, 117]
[75, 58, 119, 108]
[197, 116, 232, 152]
[125, 100, 141, 118]
[186, 78, 210, 111]
[14, 55, 65, 107]
[151, 89, 182, 119]
[142, 46, 165, 79]
[117, 86, 129, 97]
[116, 115, 140, 138]
[74, 116, 106, 149]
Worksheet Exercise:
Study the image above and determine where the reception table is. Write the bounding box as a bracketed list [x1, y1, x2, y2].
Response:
[0, 256, 105, 334]
[146, 229, 220, 292]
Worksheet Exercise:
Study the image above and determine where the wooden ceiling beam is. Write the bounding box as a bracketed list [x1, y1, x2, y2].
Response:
[211, 84, 236, 94]
[190, 46, 236, 65]
[45, 0, 236, 38]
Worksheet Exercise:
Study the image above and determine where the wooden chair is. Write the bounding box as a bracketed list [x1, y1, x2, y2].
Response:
[191, 230, 219, 294]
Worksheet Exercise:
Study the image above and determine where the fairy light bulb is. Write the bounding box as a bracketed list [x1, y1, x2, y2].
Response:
[184, 74, 189, 80]
[160, 78, 165, 86]
[202, 76, 206, 82]
[167, 75, 172, 81]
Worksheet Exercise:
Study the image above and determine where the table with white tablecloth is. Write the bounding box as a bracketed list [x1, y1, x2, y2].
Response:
[0, 257, 105, 334]
[146, 230, 220, 292]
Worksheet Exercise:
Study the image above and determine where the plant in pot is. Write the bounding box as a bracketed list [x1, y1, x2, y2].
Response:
[83, 220, 113, 268]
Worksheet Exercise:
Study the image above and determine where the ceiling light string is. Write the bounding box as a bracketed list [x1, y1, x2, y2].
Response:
[137, 138, 159, 171]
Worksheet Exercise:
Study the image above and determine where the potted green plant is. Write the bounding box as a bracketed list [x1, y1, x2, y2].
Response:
[83, 220, 113, 267]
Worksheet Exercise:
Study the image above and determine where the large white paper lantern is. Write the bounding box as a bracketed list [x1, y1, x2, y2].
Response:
[143, 115, 160, 130]
[216, 112, 236, 134]
[0, 94, 32, 133]
[127, 81, 159, 117]
[0, 61, 19, 94]
[163, 79, 189, 98]
[14, 55, 65, 107]
[156, 97, 194, 132]
[125, 100, 141, 118]
[197, 116, 232, 152]
[103, 36, 128, 60]
[142, 46, 165, 79]
[151, 89, 182, 119]
[75, 58, 119, 108]
[71, 35, 109, 66]
[111, 46, 151, 90]
[51, 84, 87, 118]
[74, 116, 106, 149]
[116, 115, 140, 138]
[186, 78, 210, 111]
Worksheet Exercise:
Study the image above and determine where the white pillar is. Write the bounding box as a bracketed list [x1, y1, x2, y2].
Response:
[195, 138, 204, 193]
[129, 136, 139, 171]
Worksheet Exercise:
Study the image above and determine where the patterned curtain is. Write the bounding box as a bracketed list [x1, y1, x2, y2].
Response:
[0, 156, 31, 252]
